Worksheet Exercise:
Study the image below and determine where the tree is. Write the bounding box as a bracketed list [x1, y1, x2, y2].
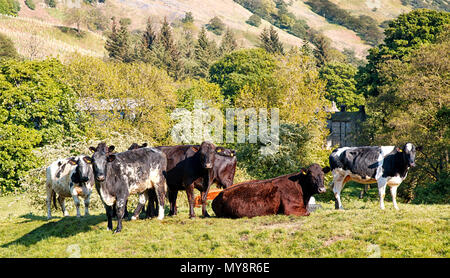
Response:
[0, 33, 18, 60]
[361, 34, 450, 202]
[259, 26, 284, 55]
[194, 27, 219, 79]
[219, 28, 238, 55]
[105, 17, 132, 62]
[64, 7, 88, 34]
[0, 59, 85, 192]
[357, 9, 450, 97]
[206, 16, 226, 35]
[0, 0, 20, 16]
[182, 12, 194, 24]
[209, 48, 277, 101]
[233, 53, 330, 179]
[158, 17, 182, 80]
[319, 62, 364, 111]
[65, 56, 177, 144]
[142, 17, 157, 51]
[246, 14, 262, 27]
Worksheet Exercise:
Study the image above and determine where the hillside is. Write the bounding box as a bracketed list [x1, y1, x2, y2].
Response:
[0, 0, 447, 60]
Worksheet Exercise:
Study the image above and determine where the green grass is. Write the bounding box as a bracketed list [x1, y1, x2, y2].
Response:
[0, 184, 448, 258]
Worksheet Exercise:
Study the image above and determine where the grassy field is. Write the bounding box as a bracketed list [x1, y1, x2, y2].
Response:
[0, 182, 448, 258]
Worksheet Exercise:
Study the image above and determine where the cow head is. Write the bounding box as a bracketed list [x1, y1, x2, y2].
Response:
[298, 164, 330, 194]
[193, 141, 216, 169]
[89, 142, 115, 182]
[398, 143, 421, 168]
[128, 142, 148, 150]
[68, 156, 93, 183]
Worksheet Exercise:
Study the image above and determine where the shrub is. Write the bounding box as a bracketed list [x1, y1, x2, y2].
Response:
[0, 33, 18, 59]
[0, 0, 20, 16]
[206, 16, 226, 35]
[25, 0, 35, 10]
[413, 173, 450, 204]
[246, 14, 262, 27]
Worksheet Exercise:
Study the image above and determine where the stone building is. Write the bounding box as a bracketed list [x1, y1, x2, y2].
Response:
[326, 104, 366, 149]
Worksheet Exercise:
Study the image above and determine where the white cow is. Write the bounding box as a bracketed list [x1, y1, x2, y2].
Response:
[46, 155, 94, 219]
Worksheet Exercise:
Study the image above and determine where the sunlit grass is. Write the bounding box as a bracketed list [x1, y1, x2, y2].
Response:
[0, 184, 448, 258]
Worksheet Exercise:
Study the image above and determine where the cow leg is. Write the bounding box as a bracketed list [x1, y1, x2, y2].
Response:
[359, 184, 370, 199]
[84, 193, 91, 216]
[390, 185, 399, 210]
[332, 175, 345, 210]
[58, 195, 69, 217]
[132, 192, 148, 220]
[114, 198, 127, 233]
[200, 190, 211, 218]
[377, 178, 387, 210]
[70, 186, 82, 218]
[155, 182, 166, 220]
[46, 186, 53, 220]
[186, 185, 196, 218]
[104, 205, 114, 231]
[168, 189, 178, 216]
[146, 188, 158, 218]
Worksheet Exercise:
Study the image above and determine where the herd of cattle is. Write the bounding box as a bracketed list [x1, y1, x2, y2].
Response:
[46, 141, 420, 233]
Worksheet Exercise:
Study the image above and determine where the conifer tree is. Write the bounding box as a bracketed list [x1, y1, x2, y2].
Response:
[219, 28, 238, 55]
[259, 26, 284, 55]
[194, 27, 218, 79]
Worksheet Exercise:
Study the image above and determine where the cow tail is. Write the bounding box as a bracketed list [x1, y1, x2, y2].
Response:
[52, 190, 58, 209]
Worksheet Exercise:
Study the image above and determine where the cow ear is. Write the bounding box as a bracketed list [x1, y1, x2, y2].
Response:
[68, 158, 77, 165]
[142, 143, 148, 148]
[416, 145, 423, 152]
[191, 146, 199, 152]
[300, 168, 307, 175]
[396, 147, 403, 153]
[216, 147, 224, 154]
[89, 146, 97, 153]
[322, 166, 330, 174]
[107, 154, 116, 162]
[108, 145, 115, 153]
[83, 156, 92, 164]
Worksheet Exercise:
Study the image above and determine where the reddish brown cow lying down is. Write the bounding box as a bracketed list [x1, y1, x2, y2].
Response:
[212, 164, 330, 218]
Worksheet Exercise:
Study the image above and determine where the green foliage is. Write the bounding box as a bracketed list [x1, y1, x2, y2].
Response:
[0, 33, 18, 60]
[0, 0, 20, 16]
[45, 0, 56, 8]
[0, 124, 41, 192]
[181, 12, 194, 24]
[246, 14, 262, 27]
[219, 28, 238, 55]
[0, 59, 84, 192]
[206, 16, 226, 35]
[357, 9, 450, 97]
[413, 173, 450, 204]
[319, 62, 364, 111]
[193, 27, 220, 79]
[259, 26, 284, 55]
[235, 123, 328, 179]
[105, 17, 132, 63]
[65, 55, 177, 144]
[176, 78, 226, 110]
[305, 0, 383, 45]
[25, 0, 35, 10]
[209, 48, 277, 100]
[0, 59, 85, 145]
[361, 36, 450, 202]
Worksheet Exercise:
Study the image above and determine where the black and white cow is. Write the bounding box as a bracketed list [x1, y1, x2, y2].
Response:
[329, 143, 420, 210]
[89, 142, 167, 233]
[46, 155, 94, 219]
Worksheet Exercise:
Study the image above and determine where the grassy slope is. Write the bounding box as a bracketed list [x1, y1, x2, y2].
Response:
[0, 183, 448, 258]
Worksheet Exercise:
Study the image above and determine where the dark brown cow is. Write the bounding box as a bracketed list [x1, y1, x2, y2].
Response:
[212, 164, 330, 218]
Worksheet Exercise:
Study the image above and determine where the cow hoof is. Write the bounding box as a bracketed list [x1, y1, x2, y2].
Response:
[131, 216, 137, 221]
[113, 229, 121, 234]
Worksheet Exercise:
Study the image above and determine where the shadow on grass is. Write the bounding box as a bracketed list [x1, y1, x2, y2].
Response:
[1, 214, 106, 248]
